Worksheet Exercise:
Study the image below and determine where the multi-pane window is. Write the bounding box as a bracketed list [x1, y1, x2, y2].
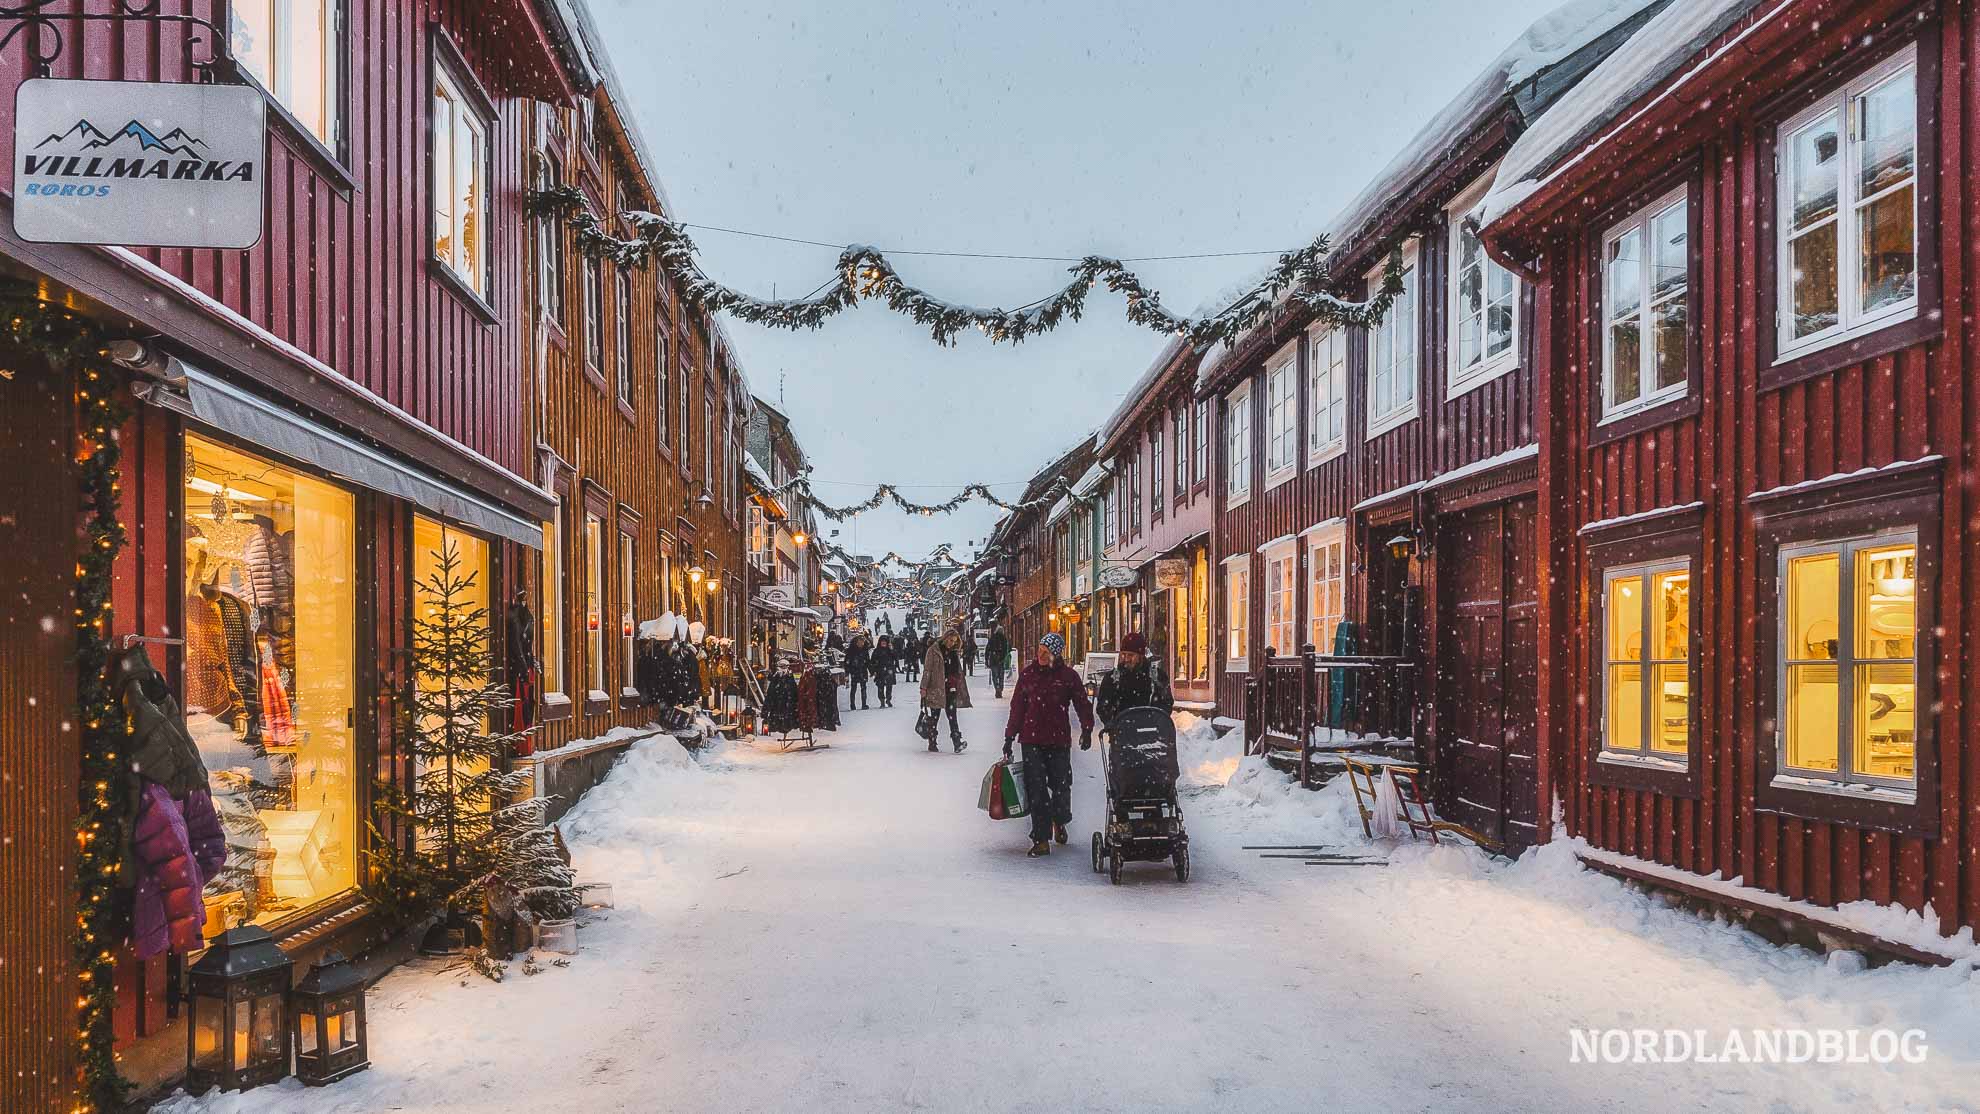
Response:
[1603, 188, 1690, 419]
[703, 393, 715, 489]
[1223, 559, 1250, 669]
[1778, 530, 1917, 790]
[1128, 449, 1142, 533]
[582, 255, 604, 370]
[1192, 550, 1209, 679]
[749, 505, 773, 571]
[1305, 325, 1346, 464]
[1192, 400, 1208, 483]
[232, 0, 339, 146]
[1447, 172, 1518, 396]
[536, 158, 565, 322]
[1601, 559, 1692, 762]
[1307, 525, 1345, 653]
[1172, 407, 1188, 498]
[1262, 544, 1295, 659]
[1224, 384, 1252, 506]
[541, 499, 565, 695]
[1367, 241, 1419, 436]
[1777, 46, 1918, 356]
[431, 61, 487, 296]
[615, 271, 633, 402]
[584, 512, 604, 695]
[1149, 427, 1164, 520]
[619, 531, 635, 693]
[678, 355, 692, 467]
[655, 330, 670, 442]
[1264, 346, 1298, 482]
[1172, 576, 1190, 681]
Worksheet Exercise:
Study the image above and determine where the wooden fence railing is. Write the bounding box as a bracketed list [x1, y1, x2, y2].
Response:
[1242, 653, 1418, 788]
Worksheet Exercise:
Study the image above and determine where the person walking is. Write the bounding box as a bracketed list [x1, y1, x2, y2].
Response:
[1094, 631, 1175, 728]
[1003, 632, 1095, 857]
[871, 635, 899, 708]
[917, 625, 971, 752]
[963, 632, 979, 676]
[985, 624, 1012, 698]
[900, 631, 919, 682]
[845, 632, 873, 710]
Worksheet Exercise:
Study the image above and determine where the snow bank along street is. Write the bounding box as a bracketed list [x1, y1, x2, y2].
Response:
[157, 691, 1978, 1114]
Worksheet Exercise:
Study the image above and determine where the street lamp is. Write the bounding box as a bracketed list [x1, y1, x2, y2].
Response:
[688, 565, 705, 587]
[792, 531, 808, 548]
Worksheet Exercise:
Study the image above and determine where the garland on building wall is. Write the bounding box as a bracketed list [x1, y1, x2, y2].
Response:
[0, 286, 134, 1114]
[525, 185, 1406, 348]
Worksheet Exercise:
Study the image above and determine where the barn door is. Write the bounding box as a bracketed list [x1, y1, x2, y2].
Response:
[1437, 498, 1540, 851]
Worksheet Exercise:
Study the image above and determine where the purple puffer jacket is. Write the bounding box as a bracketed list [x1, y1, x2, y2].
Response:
[1004, 661, 1095, 748]
[131, 782, 226, 958]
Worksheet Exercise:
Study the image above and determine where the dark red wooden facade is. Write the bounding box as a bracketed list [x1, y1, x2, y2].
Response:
[1488, 0, 1979, 934]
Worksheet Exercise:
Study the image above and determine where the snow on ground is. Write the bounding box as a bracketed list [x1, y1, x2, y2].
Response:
[161, 686, 1978, 1114]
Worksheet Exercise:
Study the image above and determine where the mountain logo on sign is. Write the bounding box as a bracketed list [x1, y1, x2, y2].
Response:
[36, 118, 208, 157]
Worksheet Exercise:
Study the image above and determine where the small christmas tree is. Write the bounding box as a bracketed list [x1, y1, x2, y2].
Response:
[367, 539, 578, 967]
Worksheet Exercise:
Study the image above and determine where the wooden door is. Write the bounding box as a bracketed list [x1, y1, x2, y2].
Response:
[1437, 497, 1540, 850]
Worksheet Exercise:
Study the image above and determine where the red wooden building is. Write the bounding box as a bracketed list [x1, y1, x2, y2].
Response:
[0, 2, 590, 1106]
[1484, 0, 1979, 936]
[1200, 0, 1666, 851]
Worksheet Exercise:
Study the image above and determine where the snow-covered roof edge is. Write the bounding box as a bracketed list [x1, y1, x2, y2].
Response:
[1482, 0, 1768, 227]
[1097, 338, 1185, 450]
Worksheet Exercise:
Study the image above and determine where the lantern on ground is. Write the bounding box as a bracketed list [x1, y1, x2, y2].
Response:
[185, 926, 293, 1093]
[290, 951, 369, 1085]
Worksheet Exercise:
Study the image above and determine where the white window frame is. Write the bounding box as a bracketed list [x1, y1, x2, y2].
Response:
[1601, 186, 1692, 422]
[232, 0, 341, 147]
[1304, 521, 1346, 654]
[1305, 324, 1347, 467]
[1172, 406, 1188, 499]
[1598, 557, 1692, 767]
[619, 530, 637, 697]
[1445, 170, 1519, 399]
[1263, 341, 1299, 490]
[1775, 527, 1919, 796]
[655, 328, 670, 443]
[1224, 382, 1252, 509]
[1149, 425, 1164, 519]
[430, 57, 488, 297]
[1774, 44, 1920, 362]
[1192, 400, 1208, 484]
[1222, 554, 1250, 672]
[584, 512, 605, 696]
[1366, 238, 1420, 438]
[541, 500, 565, 698]
[1260, 538, 1296, 659]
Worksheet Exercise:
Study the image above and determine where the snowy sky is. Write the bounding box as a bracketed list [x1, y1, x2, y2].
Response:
[590, 0, 1570, 563]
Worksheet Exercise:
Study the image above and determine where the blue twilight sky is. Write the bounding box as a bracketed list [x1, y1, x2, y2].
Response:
[590, 0, 1568, 563]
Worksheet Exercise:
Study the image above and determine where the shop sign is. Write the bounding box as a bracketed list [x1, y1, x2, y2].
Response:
[14, 78, 266, 249]
[1153, 559, 1188, 588]
[756, 583, 795, 606]
[1100, 565, 1139, 590]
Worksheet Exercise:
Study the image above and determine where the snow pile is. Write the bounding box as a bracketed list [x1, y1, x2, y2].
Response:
[1483, 0, 1768, 225]
[1174, 710, 1240, 789]
[556, 734, 700, 847]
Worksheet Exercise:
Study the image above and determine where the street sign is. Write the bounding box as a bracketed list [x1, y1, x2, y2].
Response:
[14, 78, 266, 249]
[1153, 559, 1188, 588]
[1100, 565, 1139, 590]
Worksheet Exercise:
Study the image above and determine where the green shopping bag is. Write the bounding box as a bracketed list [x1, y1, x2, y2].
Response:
[996, 759, 1028, 819]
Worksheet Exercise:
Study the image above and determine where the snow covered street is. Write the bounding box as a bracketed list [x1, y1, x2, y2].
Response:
[160, 683, 1979, 1114]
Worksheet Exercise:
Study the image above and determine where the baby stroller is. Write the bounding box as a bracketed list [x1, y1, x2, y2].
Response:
[1090, 704, 1188, 883]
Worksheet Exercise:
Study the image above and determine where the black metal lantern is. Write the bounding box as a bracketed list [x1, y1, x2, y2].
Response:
[290, 951, 370, 1085]
[185, 926, 293, 1092]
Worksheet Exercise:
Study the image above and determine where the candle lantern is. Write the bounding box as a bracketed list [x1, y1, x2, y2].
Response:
[290, 951, 369, 1085]
[185, 926, 293, 1093]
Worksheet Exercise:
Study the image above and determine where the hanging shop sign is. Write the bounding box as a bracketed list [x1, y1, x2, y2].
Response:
[1100, 565, 1140, 590]
[14, 78, 266, 249]
[756, 583, 795, 607]
[1153, 559, 1188, 589]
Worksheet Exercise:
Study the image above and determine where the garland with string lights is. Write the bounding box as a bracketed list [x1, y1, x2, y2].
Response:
[0, 286, 135, 1113]
[814, 538, 962, 573]
[778, 474, 1074, 522]
[525, 185, 1406, 348]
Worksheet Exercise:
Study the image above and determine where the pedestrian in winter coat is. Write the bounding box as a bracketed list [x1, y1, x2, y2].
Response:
[845, 634, 873, 710]
[871, 636, 899, 707]
[985, 626, 1013, 697]
[963, 634, 978, 675]
[918, 626, 971, 752]
[1095, 630, 1175, 728]
[1004, 632, 1095, 857]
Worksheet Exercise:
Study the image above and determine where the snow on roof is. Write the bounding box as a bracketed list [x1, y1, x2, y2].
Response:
[1483, 0, 1766, 227]
[1046, 495, 1072, 523]
[1192, 338, 1235, 394]
[1323, 0, 1662, 265]
[743, 451, 772, 489]
[1097, 338, 1185, 448]
[1071, 461, 1109, 495]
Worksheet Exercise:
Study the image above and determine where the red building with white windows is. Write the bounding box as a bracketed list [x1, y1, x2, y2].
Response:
[1485, 0, 1979, 938]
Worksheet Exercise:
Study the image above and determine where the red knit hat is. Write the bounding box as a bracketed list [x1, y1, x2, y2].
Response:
[1120, 632, 1148, 655]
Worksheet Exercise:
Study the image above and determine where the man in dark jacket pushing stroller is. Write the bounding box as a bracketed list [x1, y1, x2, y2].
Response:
[1004, 632, 1095, 857]
[1095, 631, 1174, 729]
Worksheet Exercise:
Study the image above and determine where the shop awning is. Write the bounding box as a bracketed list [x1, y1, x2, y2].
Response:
[140, 362, 544, 549]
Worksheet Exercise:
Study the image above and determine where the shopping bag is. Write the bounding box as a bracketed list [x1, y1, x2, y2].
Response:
[998, 759, 1028, 819]
[988, 766, 1008, 820]
[978, 762, 999, 813]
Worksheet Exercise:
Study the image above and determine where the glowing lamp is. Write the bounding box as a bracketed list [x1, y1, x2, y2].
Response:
[185, 927, 293, 1093]
[1385, 533, 1416, 562]
[290, 952, 368, 1086]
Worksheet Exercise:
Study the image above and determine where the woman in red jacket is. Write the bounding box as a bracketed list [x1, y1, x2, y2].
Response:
[1003, 633, 1095, 857]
